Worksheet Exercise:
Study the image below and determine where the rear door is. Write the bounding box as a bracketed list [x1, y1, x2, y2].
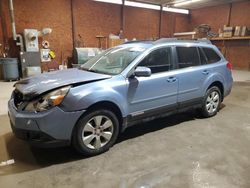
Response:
[174, 46, 210, 106]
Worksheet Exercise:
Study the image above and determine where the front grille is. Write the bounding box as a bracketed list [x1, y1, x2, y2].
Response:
[13, 89, 24, 109]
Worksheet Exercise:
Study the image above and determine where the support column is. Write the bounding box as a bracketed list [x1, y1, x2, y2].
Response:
[159, 5, 163, 38]
[71, 0, 76, 48]
[121, 0, 125, 31]
[227, 3, 232, 26]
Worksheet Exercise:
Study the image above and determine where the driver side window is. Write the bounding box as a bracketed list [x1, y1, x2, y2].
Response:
[138, 47, 172, 74]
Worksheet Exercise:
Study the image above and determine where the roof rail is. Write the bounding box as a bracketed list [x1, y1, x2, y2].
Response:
[153, 38, 178, 44]
[197, 38, 212, 44]
[153, 38, 212, 45]
[122, 38, 212, 45]
[123, 40, 153, 44]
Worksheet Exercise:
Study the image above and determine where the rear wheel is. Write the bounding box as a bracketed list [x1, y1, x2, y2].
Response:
[201, 86, 221, 118]
[73, 109, 119, 156]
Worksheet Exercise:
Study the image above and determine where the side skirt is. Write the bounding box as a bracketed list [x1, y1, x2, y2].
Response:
[121, 97, 203, 132]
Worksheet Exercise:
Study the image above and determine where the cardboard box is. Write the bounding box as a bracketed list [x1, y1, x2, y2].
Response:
[234, 26, 241, 36]
[223, 32, 233, 38]
[223, 26, 234, 38]
[241, 26, 248, 36]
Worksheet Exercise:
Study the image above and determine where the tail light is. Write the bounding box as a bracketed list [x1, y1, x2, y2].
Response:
[226, 62, 232, 70]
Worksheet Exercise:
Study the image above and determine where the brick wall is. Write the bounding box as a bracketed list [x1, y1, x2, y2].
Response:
[0, 0, 73, 71]
[0, 0, 190, 78]
[74, 0, 121, 47]
[124, 6, 160, 40]
[0, 0, 250, 73]
[191, 1, 250, 70]
[191, 4, 230, 33]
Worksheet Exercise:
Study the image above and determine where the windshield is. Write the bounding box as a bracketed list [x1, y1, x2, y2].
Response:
[80, 46, 145, 75]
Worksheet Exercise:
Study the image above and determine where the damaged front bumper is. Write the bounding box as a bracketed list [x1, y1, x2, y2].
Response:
[8, 99, 85, 147]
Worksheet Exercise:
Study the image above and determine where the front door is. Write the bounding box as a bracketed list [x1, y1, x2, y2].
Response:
[127, 47, 178, 119]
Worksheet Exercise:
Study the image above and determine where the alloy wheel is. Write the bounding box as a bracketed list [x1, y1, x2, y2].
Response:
[82, 115, 114, 150]
[206, 91, 220, 114]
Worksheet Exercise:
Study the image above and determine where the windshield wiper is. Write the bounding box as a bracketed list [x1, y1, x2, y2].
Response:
[79, 66, 92, 71]
[88, 69, 99, 73]
[79, 65, 85, 70]
[79, 66, 99, 73]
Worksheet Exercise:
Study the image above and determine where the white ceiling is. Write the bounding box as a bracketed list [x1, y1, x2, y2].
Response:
[132, 0, 248, 9]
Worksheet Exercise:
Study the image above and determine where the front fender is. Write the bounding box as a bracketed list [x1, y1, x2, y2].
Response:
[79, 90, 126, 115]
[61, 83, 127, 117]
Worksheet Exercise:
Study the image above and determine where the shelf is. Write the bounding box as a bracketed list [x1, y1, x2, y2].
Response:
[210, 36, 250, 41]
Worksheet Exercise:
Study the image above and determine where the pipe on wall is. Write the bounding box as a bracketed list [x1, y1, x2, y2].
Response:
[8, 0, 24, 52]
[9, 0, 17, 40]
[16, 34, 24, 52]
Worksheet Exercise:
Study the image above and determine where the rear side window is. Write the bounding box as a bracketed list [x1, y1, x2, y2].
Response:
[198, 48, 207, 65]
[139, 47, 172, 74]
[202, 47, 221, 64]
[176, 47, 200, 68]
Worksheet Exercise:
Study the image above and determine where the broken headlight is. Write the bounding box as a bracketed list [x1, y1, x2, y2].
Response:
[25, 86, 71, 112]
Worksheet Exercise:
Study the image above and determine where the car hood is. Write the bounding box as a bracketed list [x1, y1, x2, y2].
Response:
[15, 68, 111, 99]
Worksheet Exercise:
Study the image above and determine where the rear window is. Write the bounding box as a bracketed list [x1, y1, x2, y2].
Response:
[202, 47, 221, 64]
[176, 47, 200, 68]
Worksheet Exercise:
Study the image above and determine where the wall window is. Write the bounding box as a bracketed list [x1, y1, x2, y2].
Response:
[139, 47, 172, 74]
[176, 47, 200, 68]
[202, 48, 221, 64]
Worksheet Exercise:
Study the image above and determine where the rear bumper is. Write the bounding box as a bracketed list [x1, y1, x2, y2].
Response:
[224, 87, 232, 98]
[8, 99, 85, 147]
[224, 76, 233, 98]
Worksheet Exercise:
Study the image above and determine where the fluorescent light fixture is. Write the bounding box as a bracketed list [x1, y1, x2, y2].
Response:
[124, 1, 160, 10]
[93, 0, 122, 5]
[163, 7, 189, 14]
[174, 0, 203, 7]
[93, 0, 189, 14]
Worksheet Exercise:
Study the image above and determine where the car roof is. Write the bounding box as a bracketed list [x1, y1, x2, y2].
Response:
[118, 41, 154, 49]
[120, 38, 213, 48]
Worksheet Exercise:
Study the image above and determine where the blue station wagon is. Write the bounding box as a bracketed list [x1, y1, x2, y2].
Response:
[8, 38, 233, 156]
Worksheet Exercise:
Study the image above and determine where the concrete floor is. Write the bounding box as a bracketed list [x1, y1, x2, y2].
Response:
[0, 70, 250, 188]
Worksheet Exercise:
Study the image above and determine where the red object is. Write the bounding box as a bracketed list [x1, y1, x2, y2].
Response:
[226, 62, 233, 70]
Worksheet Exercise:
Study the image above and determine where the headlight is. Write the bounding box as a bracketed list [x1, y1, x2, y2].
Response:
[25, 86, 71, 112]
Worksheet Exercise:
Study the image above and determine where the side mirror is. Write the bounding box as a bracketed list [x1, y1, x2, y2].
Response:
[134, 66, 151, 77]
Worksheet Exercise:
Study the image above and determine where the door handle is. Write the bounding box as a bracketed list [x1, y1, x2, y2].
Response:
[167, 77, 177, 83]
[202, 70, 209, 75]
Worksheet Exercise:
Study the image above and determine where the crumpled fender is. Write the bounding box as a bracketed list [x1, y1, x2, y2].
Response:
[61, 81, 127, 117]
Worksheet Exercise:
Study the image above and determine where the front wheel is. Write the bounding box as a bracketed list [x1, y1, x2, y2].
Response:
[200, 86, 221, 118]
[73, 109, 119, 156]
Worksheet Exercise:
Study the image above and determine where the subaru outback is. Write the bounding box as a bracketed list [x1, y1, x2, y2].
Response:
[8, 38, 233, 156]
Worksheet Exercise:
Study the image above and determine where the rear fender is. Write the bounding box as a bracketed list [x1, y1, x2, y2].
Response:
[201, 72, 225, 97]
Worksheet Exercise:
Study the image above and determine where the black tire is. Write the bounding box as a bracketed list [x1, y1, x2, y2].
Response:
[72, 109, 119, 156]
[200, 86, 222, 118]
